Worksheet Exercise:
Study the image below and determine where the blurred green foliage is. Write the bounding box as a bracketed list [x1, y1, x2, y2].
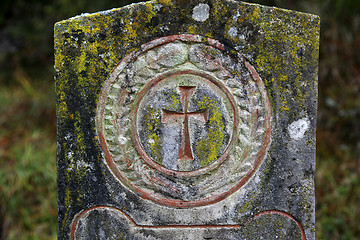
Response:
[0, 0, 359, 239]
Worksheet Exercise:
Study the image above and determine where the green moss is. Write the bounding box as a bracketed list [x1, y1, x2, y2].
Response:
[212, 0, 228, 23]
[196, 96, 225, 167]
[240, 5, 319, 117]
[170, 93, 180, 110]
[144, 106, 162, 164]
[74, 112, 86, 156]
[236, 191, 257, 217]
[60, 112, 89, 237]
[158, 0, 172, 6]
[54, 1, 319, 237]
[298, 179, 315, 229]
[61, 187, 72, 234]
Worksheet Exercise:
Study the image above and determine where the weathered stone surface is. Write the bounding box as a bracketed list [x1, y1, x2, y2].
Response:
[55, 0, 319, 239]
[71, 208, 305, 239]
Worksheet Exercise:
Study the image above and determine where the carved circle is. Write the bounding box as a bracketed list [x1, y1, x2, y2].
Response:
[96, 34, 272, 207]
[132, 70, 239, 177]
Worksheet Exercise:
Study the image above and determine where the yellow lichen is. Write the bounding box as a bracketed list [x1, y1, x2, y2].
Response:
[144, 106, 162, 164]
[196, 96, 225, 167]
[158, 0, 172, 6]
[145, 3, 157, 22]
[241, 5, 319, 116]
[54, 1, 319, 235]
[74, 111, 87, 155]
[212, 1, 227, 23]
[170, 94, 180, 110]
[279, 74, 288, 82]
[61, 187, 71, 234]
[280, 100, 290, 111]
[187, 25, 197, 34]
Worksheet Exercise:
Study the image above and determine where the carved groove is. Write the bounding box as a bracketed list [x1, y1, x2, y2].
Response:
[96, 34, 272, 208]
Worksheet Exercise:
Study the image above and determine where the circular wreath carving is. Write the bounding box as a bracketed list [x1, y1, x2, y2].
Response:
[96, 34, 272, 208]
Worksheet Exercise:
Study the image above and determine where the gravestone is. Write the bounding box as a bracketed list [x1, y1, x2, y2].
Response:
[55, 0, 319, 239]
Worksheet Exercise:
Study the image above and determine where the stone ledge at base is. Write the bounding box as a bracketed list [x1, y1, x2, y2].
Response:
[71, 206, 305, 240]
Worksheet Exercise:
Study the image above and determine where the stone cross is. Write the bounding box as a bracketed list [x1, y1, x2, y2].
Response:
[162, 86, 208, 162]
[55, 0, 319, 239]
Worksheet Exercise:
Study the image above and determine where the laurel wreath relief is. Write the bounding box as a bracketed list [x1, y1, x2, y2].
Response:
[96, 35, 271, 207]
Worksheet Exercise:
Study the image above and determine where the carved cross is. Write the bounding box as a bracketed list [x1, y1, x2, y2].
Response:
[162, 86, 208, 161]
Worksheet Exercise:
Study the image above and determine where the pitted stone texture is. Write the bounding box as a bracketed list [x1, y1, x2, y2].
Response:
[242, 211, 305, 240]
[96, 35, 271, 207]
[55, 0, 319, 239]
[72, 207, 305, 240]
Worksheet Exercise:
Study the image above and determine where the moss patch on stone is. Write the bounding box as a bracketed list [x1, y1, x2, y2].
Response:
[196, 96, 225, 167]
[144, 106, 162, 164]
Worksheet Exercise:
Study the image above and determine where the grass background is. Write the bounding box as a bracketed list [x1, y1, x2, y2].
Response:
[0, 0, 359, 239]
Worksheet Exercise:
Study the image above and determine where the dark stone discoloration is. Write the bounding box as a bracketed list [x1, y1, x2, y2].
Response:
[72, 208, 305, 239]
[55, 0, 319, 239]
